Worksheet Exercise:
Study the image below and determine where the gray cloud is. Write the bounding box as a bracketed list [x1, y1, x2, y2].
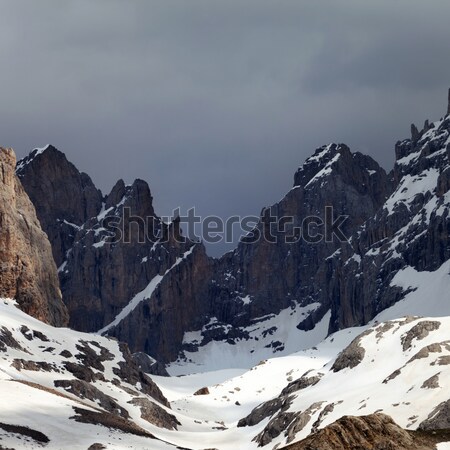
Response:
[1, 0, 450, 255]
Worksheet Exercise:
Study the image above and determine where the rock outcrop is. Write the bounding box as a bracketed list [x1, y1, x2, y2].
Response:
[281, 413, 444, 450]
[0, 147, 68, 326]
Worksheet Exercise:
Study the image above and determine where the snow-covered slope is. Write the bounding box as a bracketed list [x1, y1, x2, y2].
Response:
[1, 290, 450, 450]
[0, 299, 182, 450]
[168, 304, 331, 375]
[157, 315, 450, 449]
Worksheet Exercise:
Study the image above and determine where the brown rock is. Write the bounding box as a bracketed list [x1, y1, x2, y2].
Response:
[128, 397, 181, 430]
[401, 321, 441, 351]
[0, 147, 68, 326]
[193, 387, 210, 396]
[281, 413, 441, 450]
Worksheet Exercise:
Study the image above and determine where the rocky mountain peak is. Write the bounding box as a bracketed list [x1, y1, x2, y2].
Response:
[293, 143, 349, 188]
[293, 143, 390, 206]
[105, 179, 126, 207]
[16, 145, 103, 266]
[1, 147, 17, 187]
[0, 146, 68, 326]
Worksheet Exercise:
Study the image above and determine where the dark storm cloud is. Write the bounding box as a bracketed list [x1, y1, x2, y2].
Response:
[1, 0, 450, 255]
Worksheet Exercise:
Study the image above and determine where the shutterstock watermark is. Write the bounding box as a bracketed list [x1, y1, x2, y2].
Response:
[101, 206, 349, 245]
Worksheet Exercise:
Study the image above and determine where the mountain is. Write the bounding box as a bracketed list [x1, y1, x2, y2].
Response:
[0, 147, 67, 326]
[15, 144, 390, 365]
[15, 91, 450, 370]
[169, 92, 450, 370]
[1, 90, 449, 449]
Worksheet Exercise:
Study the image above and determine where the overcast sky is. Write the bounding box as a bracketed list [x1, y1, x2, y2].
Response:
[1, 1, 450, 255]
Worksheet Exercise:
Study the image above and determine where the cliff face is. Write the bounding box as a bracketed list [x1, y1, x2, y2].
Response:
[0, 147, 68, 326]
[326, 114, 450, 332]
[16, 145, 103, 268]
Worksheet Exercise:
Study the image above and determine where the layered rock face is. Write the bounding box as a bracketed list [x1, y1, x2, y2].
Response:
[326, 110, 450, 332]
[0, 147, 68, 326]
[17, 145, 103, 267]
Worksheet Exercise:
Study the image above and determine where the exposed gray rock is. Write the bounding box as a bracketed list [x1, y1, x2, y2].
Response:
[132, 352, 169, 377]
[70, 407, 155, 439]
[408, 342, 449, 363]
[55, 379, 129, 418]
[401, 321, 441, 351]
[253, 412, 295, 447]
[285, 402, 324, 444]
[238, 396, 292, 428]
[281, 373, 323, 396]
[421, 373, 440, 389]
[311, 401, 342, 433]
[0, 422, 50, 445]
[419, 399, 450, 430]
[128, 397, 180, 430]
[11, 359, 59, 373]
[331, 330, 372, 372]
[112, 342, 169, 407]
[432, 355, 450, 366]
[0, 326, 24, 352]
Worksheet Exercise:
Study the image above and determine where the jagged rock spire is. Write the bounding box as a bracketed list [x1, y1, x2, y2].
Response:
[447, 87, 450, 115]
[410, 123, 419, 143]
